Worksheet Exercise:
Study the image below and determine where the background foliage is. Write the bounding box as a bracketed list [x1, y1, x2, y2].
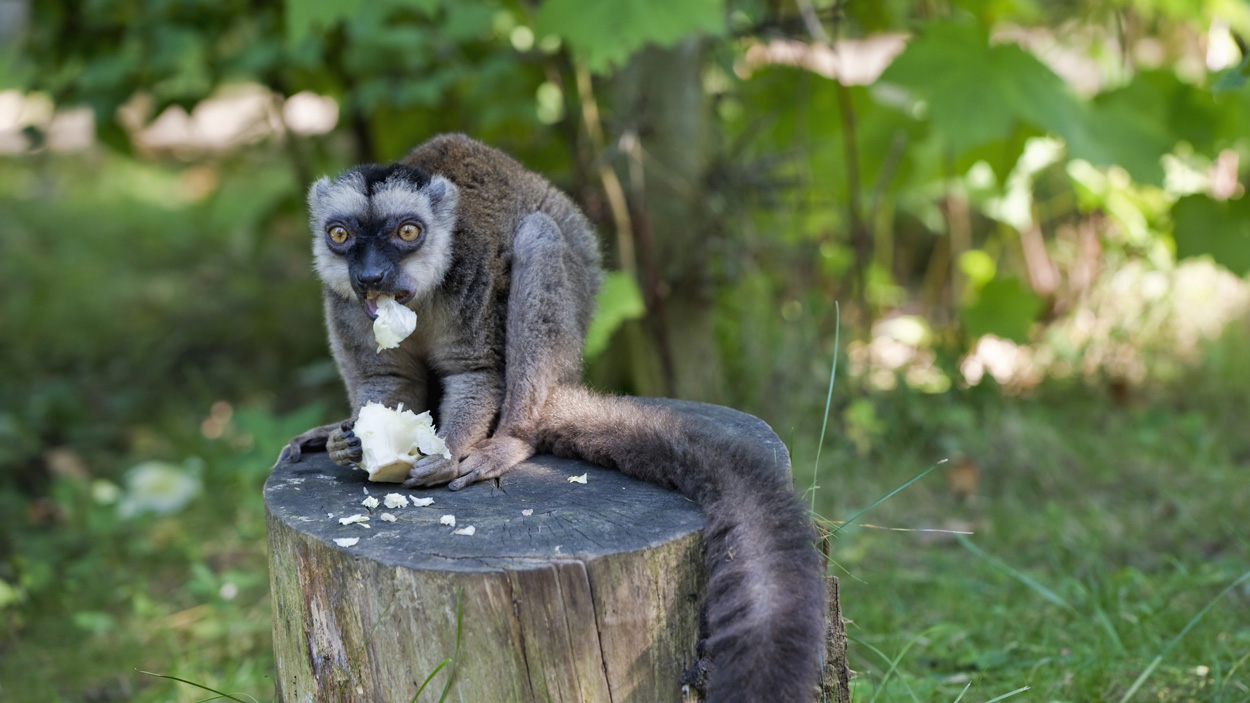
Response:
[2, 0, 1248, 701]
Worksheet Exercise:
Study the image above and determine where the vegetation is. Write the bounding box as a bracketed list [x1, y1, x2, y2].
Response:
[1, 0, 1247, 701]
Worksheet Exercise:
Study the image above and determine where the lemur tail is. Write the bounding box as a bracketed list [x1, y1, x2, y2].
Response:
[534, 384, 826, 703]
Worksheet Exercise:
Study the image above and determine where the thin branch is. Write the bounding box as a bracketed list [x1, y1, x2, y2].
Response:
[573, 63, 636, 277]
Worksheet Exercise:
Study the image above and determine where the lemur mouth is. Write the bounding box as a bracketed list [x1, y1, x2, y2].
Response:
[363, 290, 415, 319]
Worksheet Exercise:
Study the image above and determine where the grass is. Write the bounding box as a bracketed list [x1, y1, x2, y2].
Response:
[799, 366, 1250, 703]
[3, 366, 1246, 702]
[0, 154, 1245, 702]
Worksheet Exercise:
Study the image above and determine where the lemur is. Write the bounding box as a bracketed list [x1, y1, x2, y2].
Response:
[283, 134, 826, 702]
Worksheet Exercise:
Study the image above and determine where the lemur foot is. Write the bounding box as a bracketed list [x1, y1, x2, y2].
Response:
[403, 454, 462, 488]
[447, 435, 534, 491]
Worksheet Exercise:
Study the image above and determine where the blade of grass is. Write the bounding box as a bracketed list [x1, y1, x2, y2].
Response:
[1093, 602, 1126, 654]
[851, 630, 939, 703]
[136, 671, 259, 703]
[828, 459, 946, 536]
[952, 681, 972, 703]
[437, 587, 465, 703]
[1116, 568, 1250, 703]
[983, 685, 1030, 703]
[956, 534, 1076, 614]
[409, 587, 465, 703]
[808, 301, 840, 513]
[409, 660, 451, 703]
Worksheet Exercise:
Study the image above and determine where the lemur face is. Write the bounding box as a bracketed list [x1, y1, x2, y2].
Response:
[307, 164, 459, 318]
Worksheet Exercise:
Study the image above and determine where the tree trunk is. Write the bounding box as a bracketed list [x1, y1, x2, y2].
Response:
[611, 40, 724, 403]
[265, 400, 849, 702]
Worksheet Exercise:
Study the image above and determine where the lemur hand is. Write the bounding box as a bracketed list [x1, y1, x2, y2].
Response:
[279, 420, 362, 465]
[327, 420, 362, 467]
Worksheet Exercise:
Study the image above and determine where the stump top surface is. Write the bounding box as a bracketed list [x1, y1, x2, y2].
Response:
[266, 453, 705, 572]
[265, 399, 785, 572]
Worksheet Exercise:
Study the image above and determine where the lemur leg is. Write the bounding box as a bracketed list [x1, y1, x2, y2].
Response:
[405, 370, 503, 488]
[449, 212, 586, 490]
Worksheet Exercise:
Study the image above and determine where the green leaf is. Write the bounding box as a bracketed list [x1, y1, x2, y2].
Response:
[285, 0, 369, 45]
[879, 21, 1076, 156]
[584, 272, 645, 359]
[536, 0, 725, 73]
[1213, 50, 1250, 94]
[879, 21, 1178, 184]
[960, 276, 1043, 343]
[1172, 194, 1250, 275]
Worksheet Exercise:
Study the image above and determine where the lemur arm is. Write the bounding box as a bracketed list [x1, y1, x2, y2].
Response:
[445, 212, 586, 490]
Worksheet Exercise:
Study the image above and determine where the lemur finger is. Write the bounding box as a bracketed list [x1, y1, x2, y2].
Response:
[327, 426, 363, 466]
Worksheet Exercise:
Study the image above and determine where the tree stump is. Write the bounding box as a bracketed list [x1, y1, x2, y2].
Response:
[265, 399, 849, 702]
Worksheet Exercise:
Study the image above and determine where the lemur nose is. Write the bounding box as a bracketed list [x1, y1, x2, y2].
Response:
[356, 270, 385, 287]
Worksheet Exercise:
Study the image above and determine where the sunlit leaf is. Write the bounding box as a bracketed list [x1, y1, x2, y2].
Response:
[584, 272, 646, 359]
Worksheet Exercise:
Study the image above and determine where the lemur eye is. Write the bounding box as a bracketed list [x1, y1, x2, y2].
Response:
[398, 222, 422, 242]
[327, 225, 349, 244]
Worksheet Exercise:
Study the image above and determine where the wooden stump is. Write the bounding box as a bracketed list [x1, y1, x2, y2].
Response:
[265, 400, 850, 702]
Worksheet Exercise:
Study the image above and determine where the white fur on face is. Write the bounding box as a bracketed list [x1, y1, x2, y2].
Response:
[372, 176, 436, 224]
[396, 175, 458, 297]
[308, 174, 368, 300]
[308, 173, 367, 232]
[312, 237, 355, 299]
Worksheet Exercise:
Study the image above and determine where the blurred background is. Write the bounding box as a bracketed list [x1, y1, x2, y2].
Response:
[1, 1, 1248, 701]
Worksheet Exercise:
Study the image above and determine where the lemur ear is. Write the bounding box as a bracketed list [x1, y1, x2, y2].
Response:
[308, 176, 332, 207]
[425, 175, 459, 221]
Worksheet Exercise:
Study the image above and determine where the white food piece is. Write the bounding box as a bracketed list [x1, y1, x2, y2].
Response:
[568, 473, 588, 484]
[439, 514, 456, 527]
[412, 497, 435, 507]
[380, 513, 398, 522]
[453, 526, 476, 536]
[333, 537, 360, 547]
[362, 495, 379, 509]
[522, 509, 533, 516]
[383, 493, 409, 509]
[339, 514, 370, 526]
[373, 295, 418, 351]
[353, 402, 452, 483]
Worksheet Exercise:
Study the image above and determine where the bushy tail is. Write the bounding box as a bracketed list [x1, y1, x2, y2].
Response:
[534, 385, 826, 703]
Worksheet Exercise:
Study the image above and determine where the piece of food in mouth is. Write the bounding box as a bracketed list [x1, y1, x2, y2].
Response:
[353, 402, 451, 483]
[372, 294, 417, 351]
